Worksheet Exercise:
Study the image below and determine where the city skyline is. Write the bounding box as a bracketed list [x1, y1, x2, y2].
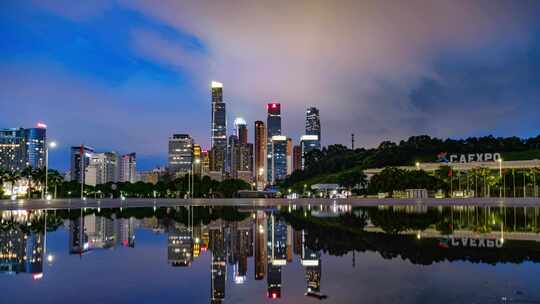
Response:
[2, 1, 540, 171]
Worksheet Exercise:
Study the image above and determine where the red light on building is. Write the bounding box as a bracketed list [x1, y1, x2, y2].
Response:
[36, 122, 47, 129]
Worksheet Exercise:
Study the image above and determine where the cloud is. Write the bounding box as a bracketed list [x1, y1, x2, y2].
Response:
[121, 0, 540, 146]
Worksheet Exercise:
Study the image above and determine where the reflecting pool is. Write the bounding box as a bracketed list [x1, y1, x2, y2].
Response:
[1, 204, 540, 303]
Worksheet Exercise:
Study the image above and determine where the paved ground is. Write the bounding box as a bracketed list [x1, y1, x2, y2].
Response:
[1, 197, 540, 210]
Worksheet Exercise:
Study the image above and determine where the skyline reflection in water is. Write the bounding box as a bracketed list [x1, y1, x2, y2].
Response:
[1, 204, 540, 303]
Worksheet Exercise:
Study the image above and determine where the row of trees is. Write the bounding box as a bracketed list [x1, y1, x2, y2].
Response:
[0, 167, 63, 198]
[281, 134, 540, 193]
[45, 175, 251, 199]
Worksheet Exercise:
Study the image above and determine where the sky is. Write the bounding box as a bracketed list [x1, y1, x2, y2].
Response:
[1, 0, 540, 171]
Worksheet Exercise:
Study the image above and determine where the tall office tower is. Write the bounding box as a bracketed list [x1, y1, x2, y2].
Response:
[85, 152, 119, 186]
[201, 149, 210, 177]
[266, 103, 281, 182]
[0, 123, 46, 172]
[69, 211, 89, 254]
[0, 128, 27, 171]
[300, 135, 320, 170]
[25, 123, 47, 169]
[119, 153, 136, 183]
[271, 136, 287, 184]
[192, 144, 202, 176]
[70, 145, 94, 183]
[234, 117, 248, 145]
[286, 138, 293, 175]
[305, 107, 321, 144]
[237, 143, 253, 183]
[210, 81, 227, 174]
[227, 135, 239, 178]
[117, 217, 136, 248]
[293, 145, 302, 172]
[168, 134, 193, 177]
[254, 121, 267, 189]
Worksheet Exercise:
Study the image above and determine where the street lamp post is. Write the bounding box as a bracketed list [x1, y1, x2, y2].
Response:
[498, 158, 503, 198]
[44, 141, 57, 200]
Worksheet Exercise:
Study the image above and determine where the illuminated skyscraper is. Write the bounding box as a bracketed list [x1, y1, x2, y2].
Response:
[300, 135, 320, 170]
[210, 226, 226, 303]
[85, 152, 118, 186]
[168, 134, 193, 176]
[271, 136, 288, 184]
[286, 137, 293, 175]
[266, 103, 281, 182]
[254, 211, 267, 281]
[193, 144, 202, 176]
[254, 121, 267, 189]
[234, 117, 248, 145]
[305, 107, 321, 144]
[211, 81, 227, 174]
[0, 123, 46, 172]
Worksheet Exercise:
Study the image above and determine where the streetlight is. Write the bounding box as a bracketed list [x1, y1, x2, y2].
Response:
[415, 162, 420, 170]
[498, 158, 503, 197]
[44, 141, 57, 199]
[190, 158, 201, 198]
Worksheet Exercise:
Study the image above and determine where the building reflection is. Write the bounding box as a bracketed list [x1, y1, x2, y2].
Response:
[2, 204, 540, 302]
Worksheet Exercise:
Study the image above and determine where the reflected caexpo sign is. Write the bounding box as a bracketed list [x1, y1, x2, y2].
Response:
[438, 152, 502, 163]
[449, 237, 504, 249]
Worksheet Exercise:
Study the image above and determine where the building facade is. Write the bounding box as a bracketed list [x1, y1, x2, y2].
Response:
[267, 103, 281, 182]
[119, 153, 137, 183]
[85, 152, 118, 186]
[293, 145, 302, 172]
[0, 124, 46, 172]
[271, 136, 288, 184]
[70, 145, 95, 183]
[254, 121, 267, 189]
[168, 134, 193, 176]
[300, 135, 319, 170]
[211, 81, 227, 174]
[305, 107, 321, 145]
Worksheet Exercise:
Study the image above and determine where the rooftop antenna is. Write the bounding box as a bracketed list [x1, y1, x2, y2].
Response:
[351, 133, 355, 150]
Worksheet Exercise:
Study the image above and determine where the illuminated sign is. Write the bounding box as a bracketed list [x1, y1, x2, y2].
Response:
[36, 122, 47, 129]
[446, 237, 504, 248]
[211, 81, 223, 88]
[438, 152, 501, 163]
[300, 135, 318, 141]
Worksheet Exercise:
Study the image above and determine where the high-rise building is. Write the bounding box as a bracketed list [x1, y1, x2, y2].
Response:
[305, 107, 321, 144]
[234, 117, 248, 145]
[85, 152, 118, 186]
[0, 128, 27, 172]
[271, 136, 287, 184]
[210, 226, 226, 303]
[0, 123, 46, 172]
[300, 135, 320, 170]
[70, 145, 94, 183]
[286, 138, 293, 175]
[211, 81, 227, 174]
[266, 103, 281, 182]
[254, 121, 267, 189]
[168, 134, 193, 176]
[201, 150, 210, 177]
[119, 153, 136, 183]
[25, 124, 47, 169]
[254, 211, 267, 280]
[193, 144, 202, 176]
[293, 145, 302, 172]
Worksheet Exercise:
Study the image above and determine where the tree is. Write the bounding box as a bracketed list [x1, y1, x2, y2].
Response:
[47, 170, 64, 198]
[21, 166, 34, 198]
[337, 170, 367, 191]
[4, 171, 21, 197]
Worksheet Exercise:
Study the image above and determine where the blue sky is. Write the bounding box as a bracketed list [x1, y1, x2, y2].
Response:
[1, 0, 540, 171]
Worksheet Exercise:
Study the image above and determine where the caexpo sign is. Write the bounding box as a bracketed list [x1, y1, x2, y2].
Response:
[437, 152, 501, 163]
[449, 237, 504, 249]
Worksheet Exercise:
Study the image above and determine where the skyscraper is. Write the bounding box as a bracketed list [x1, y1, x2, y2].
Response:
[119, 153, 136, 183]
[70, 145, 94, 183]
[271, 136, 288, 184]
[234, 117, 248, 145]
[266, 103, 281, 182]
[25, 124, 47, 169]
[211, 81, 227, 174]
[85, 152, 118, 186]
[193, 144, 202, 176]
[168, 134, 193, 176]
[305, 107, 321, 144]
[300, 135, 319, 170]
[293, 145, 302, 172]
[0, 123, 46, 172]
[254, 121, 267, 189]
[286, 138, 293, 175]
